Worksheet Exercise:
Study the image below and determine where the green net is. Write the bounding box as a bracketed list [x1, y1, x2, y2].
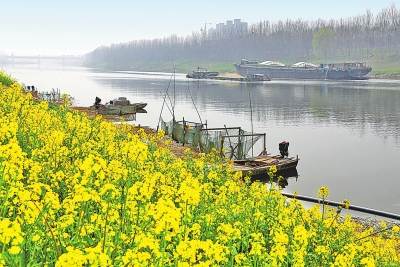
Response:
[159, 118, 265, 160]
[198, 127, 264, 160]
[159, 118, 205, 146]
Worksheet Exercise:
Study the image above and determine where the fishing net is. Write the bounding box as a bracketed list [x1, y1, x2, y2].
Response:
[159, 118, 205, 146]
[199, 127, 264, 160]
[159, 118, 265, 160]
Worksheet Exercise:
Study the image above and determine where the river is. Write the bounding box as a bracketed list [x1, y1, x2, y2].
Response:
[4, 63, 400, 217]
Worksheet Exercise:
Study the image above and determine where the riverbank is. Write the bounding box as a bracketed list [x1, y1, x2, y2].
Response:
[70, 107, 400, 227]
[127, 54, 400, 80]
[2, 77, 399, 265]
[69, 106, 200, 158]
[366, 72, 400, 79]
[69, 106, 400, 223]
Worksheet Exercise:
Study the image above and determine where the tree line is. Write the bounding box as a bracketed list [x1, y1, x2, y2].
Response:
[85, 4, 400, 70]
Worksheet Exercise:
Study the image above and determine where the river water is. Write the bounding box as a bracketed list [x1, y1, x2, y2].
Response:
[4, 63, 400, 216]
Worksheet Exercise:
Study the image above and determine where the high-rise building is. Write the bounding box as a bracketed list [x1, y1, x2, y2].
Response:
[208, 19, 248, 39]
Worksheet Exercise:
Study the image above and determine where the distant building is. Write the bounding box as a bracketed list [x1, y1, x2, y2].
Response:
[208, 19, 248, 39]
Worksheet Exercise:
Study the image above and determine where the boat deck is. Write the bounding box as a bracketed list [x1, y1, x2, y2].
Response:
[232, 154, 299, 176]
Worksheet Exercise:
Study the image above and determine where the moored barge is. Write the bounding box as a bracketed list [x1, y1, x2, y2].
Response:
[235, 59, 372, 80]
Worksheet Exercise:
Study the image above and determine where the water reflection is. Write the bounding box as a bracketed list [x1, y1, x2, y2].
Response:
[251, 168, 299, 189]
[136, 109, 147, 113]
[94, 74, 400, 147]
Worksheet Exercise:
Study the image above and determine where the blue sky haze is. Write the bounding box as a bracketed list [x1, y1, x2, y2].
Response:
[1, 0, 396, 55]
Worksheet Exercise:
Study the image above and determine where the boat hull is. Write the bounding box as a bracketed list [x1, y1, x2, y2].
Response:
[235, 64, 371, 80]
[133, 102, 147, 109]
[96, 105, 137, 115]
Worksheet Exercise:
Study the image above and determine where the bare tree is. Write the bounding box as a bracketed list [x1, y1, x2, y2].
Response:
[85, 4, 400, 70]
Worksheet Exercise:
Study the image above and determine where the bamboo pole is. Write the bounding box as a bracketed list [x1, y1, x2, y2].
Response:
[281, 192, 400, 220]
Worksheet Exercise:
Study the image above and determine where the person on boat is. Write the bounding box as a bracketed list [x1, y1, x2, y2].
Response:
[94, 96, 101, 109]
[279, 141, 289, 158]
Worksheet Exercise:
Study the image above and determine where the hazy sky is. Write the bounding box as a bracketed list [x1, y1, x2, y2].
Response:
[1, 0, 396, 56]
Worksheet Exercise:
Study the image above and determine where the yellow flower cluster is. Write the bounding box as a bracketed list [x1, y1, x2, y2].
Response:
[0, 76, 399, 266]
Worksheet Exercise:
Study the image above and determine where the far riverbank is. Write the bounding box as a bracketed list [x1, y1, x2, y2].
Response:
[85, 54, 400, 80]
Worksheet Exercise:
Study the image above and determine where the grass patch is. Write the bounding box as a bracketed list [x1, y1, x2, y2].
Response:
[0, 71, 17, 86]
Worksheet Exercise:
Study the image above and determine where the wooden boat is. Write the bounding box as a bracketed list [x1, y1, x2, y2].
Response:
[91, 97, 147, 115]
[232, 154, 299, 177]
[198, 127, 299, 177]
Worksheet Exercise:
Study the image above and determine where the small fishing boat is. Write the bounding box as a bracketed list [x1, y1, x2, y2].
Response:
[91, 96, 147, 115]
[231, 141, 298, 177]
[232, 154, 299, 177]
[198, 127, 299, 177]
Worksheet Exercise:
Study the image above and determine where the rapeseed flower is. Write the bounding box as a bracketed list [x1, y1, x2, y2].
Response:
[8, 245, 21, 255]
[317, 186, 330, 199]
[0, 76, 399, 266]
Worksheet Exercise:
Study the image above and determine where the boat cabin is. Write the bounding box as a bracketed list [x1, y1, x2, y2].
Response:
[110, 97, 131, 105]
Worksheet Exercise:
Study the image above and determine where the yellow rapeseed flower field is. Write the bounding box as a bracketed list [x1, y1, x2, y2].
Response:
[0, 74, 399, 266]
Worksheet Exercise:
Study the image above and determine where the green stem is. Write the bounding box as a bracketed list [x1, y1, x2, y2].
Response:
[31, 200, 60, 259]
[102, 202, 111, 253]
[355, 228, 390, 242]
[77, 203, 85, 238]
[161, 225, 167, 266]
[321, 198, 326, 221]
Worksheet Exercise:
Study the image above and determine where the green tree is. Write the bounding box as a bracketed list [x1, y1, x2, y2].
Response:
[312, 27, 335, 61]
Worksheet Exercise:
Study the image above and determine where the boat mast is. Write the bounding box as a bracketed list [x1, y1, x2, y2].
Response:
[187, 86, 203, 125]
[248, 87, 254, 157]
[171, 60, 176, 141]
[156, 72, 174, 131]
[171, 60, 176, 121]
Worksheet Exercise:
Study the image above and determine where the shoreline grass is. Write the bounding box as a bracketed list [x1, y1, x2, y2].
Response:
[86, 53, 400, 79]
